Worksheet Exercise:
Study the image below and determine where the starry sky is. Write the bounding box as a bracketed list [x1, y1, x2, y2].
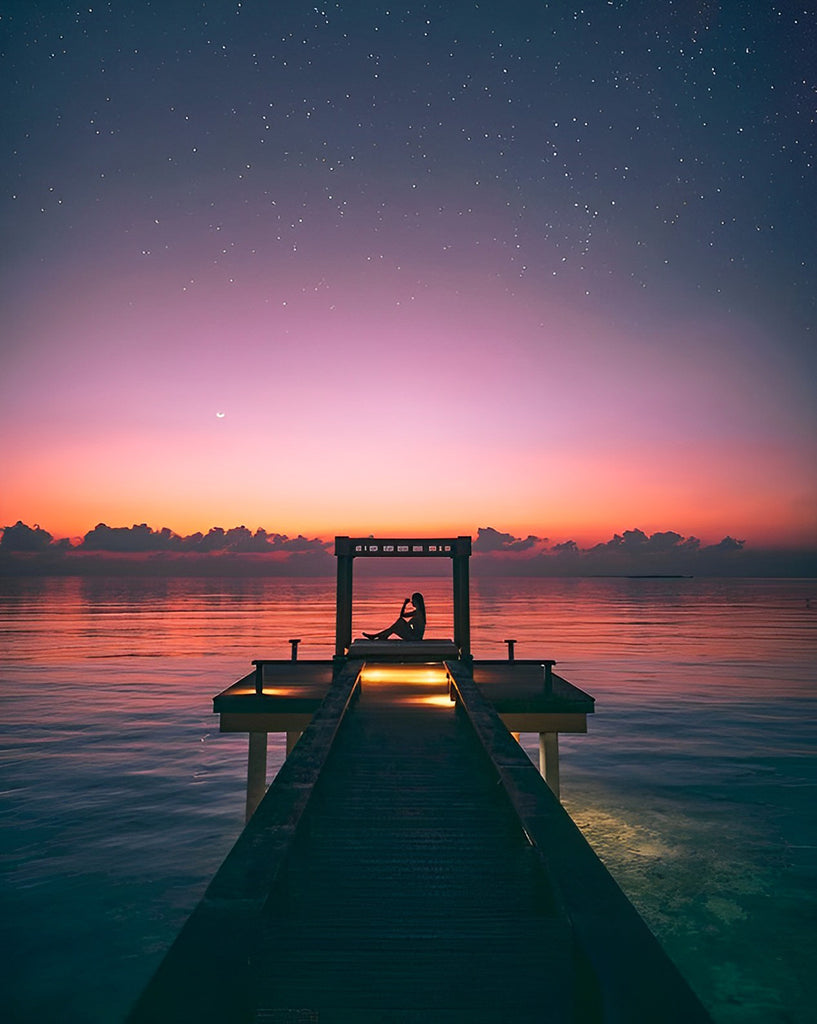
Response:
[1, 1, 815, 549]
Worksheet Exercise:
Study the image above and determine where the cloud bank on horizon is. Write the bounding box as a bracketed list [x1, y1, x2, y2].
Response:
[2, 521, 814, 577]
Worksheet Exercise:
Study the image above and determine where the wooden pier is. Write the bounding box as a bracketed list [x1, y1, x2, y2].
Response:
[127, 538, 712, 1023]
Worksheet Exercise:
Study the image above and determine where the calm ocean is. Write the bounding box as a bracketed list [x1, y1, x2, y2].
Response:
[1, 575, 814, 1023]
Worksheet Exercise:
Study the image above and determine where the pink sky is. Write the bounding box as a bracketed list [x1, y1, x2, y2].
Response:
[2, 252, 815, 549]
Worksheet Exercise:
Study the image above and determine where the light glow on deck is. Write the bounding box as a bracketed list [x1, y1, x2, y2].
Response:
[360, 665, 449, 687]
[359, 665, 453, 707]
[414, 694, 457, 708]
[256, 686, 310, 697]
[228, 685, 315, 696]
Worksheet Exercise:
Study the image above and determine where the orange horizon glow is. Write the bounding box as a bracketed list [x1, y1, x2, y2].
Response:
[3, 431, 814, 550]
[3, 509, 815, 553]
[4, 444, 815, 553]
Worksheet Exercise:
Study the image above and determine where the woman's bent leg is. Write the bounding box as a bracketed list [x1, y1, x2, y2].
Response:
[364, 617, 414, 640]
[390, 617, 415, 639]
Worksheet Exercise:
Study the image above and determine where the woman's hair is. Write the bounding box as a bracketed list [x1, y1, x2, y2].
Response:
[411, 592, 425, 612]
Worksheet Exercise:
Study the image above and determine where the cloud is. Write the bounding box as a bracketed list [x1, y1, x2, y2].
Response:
[592, 529, 702, 553]
[706, 536, 745, 552]
[470, 527, 764, 576]
[473, 527, 545, 553]
[0, 522, 812, 577]
[0, 520, 53, 552]
[75, 523, 333, 556]
[81, 523, 177, 552]
[0, 521, 334, 575]
[551, 540, 579, 554]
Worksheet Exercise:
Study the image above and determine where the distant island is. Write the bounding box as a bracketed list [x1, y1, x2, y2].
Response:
[625, 574, 693, 579]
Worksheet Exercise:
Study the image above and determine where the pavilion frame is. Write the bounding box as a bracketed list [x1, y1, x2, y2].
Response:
[334, 536, 472, 659]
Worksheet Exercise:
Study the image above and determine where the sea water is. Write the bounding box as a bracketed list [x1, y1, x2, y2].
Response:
[0, 575, 814, 1023]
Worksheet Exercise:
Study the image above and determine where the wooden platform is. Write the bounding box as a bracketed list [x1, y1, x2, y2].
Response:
[129, 659, 711, 1023]
[214, 653, 595, 737]
[347, 638, 460, 661]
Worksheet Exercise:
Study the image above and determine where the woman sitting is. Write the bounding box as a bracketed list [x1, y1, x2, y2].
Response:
[363, 592, 426, 641]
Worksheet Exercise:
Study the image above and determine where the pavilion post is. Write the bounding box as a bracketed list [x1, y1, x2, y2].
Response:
[452, 536, 471, 659]
[335, 536, 354, 656]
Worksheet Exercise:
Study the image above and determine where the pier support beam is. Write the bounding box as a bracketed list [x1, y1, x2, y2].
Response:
[453, 539, 471, 659]
[286, 731, 302, 756]
[335, 538, 354, 656]
[539, 732, 560, 801]
[245, 731, 268, 822]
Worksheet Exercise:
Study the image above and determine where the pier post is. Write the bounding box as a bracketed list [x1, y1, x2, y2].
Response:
[286, 731, 302, 755]
[453, 536, 471, 659]
[335, 537, 354, 656]
[539, 732, 560, 801]
[245, 731, 268, 822]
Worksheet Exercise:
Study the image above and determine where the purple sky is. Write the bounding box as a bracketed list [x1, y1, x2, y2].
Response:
[2, 2, 815, 551]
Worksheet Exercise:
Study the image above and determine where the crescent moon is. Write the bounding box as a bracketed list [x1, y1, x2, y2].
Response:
[216, 411, 225, 418]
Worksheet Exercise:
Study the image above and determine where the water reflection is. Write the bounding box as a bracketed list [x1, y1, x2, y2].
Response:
[0, 575, 815, 1022]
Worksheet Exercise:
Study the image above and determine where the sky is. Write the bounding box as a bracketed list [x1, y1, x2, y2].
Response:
[1, 1, 815, 553]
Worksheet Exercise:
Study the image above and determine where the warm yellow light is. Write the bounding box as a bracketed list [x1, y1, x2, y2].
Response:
[417, 694, 457, 708]
[257, 686, 307, 696]
[375, 693, 455, 708]
[232, 684, 324, 697]
[360, 665, 449, 686]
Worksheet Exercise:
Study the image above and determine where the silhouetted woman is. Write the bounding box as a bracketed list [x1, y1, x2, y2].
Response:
[363, 592, 426, 641]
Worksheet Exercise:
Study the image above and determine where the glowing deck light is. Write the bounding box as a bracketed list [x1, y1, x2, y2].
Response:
[360, 665, 449, 687]
[415, 694, 456, 708]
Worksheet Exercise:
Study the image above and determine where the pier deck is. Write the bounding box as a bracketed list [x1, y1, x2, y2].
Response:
[129, 658, 711, 1023]
[254, 670, 572, 1021]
